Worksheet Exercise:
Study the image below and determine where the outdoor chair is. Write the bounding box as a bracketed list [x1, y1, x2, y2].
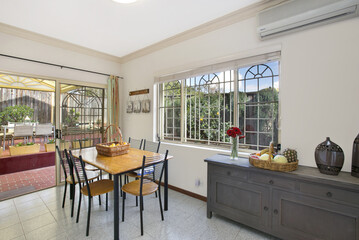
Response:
[122, 150, 169, 236]
[56, 146, 99, 218]
[11, 125, 33, 145]
[68, 150, 114, 237]
[34, 123, 53, 143]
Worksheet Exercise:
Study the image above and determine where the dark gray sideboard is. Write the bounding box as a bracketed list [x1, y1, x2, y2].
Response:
[205, 154, 359, 240]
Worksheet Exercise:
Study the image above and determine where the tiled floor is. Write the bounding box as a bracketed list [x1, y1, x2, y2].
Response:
[0, 185, 278, 240]
[0, 166, 55, 201]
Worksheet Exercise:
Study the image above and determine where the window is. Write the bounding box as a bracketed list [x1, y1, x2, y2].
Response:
[158, 56, 280, 150]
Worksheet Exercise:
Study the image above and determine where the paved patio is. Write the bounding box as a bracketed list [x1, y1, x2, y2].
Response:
[0, 166, 55, 201]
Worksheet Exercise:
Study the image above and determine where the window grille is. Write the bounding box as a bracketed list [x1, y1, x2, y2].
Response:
[158, 59, 280, 150]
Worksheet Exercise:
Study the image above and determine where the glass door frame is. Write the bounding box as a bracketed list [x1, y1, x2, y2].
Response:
[54, 79, 107, 185]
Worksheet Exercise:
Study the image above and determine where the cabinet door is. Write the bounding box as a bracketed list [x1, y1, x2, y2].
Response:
[272, 189, 359, 240]
[209, 174, 270, 231]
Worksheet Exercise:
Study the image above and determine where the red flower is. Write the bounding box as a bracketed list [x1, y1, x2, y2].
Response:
[227, 127, 245, 138]
[227, 129, 234, 137]
[232, 127, 241, 135]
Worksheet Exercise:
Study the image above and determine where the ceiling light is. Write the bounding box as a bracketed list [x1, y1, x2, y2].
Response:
[112, 0, 137, 3]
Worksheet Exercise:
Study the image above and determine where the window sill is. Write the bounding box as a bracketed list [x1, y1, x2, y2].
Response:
[160, 140, 255, 158]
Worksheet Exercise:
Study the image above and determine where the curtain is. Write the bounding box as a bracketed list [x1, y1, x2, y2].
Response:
[107, 75, 120, 141]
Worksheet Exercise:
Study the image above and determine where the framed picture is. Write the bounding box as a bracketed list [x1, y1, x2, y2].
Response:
[133, 100, 141, 113]
[126, 101, 133, 113]
[142, 99, 150, 113]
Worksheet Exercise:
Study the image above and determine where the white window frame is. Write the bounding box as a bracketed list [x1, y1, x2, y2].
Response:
[156, 52, 281, 150]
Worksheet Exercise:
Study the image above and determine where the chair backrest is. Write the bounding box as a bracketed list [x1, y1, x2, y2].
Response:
[139, 150, 169, 196]
[128, 137, 143, 150]
[13, 125, 33, 137]
[56, 146, 72, 182]
[35, 124, 52, 135]
[143, 140, 160, 153]
[69, 150, 91, 196]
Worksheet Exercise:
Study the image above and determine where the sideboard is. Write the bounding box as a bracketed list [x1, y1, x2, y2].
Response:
[205, 154, 359, 240]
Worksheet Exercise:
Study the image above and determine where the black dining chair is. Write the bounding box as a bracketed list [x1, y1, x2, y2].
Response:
[128, 137, 143, 149]
[68, 150, 114, 237]
[56, 146, 99, 217]
[122, 150, 169, 236]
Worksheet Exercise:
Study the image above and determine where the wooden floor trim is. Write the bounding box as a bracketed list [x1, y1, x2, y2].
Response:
[163, 183, 207, 202]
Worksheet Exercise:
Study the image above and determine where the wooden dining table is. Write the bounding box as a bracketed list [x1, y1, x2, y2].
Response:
[71, 147, 170, 240]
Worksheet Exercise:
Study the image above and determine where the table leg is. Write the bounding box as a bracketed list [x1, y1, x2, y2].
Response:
[164, 159, 168, 211]
[114, 174, 119, 240]
[3, 127, 6, 151]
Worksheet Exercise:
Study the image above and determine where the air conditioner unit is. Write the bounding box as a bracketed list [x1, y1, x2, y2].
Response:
[258, 0, 359, 39]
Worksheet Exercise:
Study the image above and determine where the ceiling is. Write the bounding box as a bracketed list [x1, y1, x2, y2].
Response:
[0, 0, 261, 58]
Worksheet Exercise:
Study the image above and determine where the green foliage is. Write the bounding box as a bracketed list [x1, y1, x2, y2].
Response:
[0, 105, 34, 125]
[64, 109, 80, 127]
[16, 142, 35, 147]
[47, 139, 55, 144]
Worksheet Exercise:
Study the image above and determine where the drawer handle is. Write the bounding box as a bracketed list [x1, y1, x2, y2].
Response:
[326, 192, 332, 198]
[264, 206, 268, 211]
[274, 209, 278, 215]
[227, 171, 231, 176]
[269, 180, 274, 185]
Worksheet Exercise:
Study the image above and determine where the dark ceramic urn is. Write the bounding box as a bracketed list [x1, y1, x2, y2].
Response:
[315, 137, 344, 175]
[352, 133, 359, 178]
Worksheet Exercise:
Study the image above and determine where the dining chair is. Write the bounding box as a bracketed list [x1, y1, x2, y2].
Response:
[127, 140, 161, 204]
[56, 146, 99, 217]
[122, 150, 169, 236]
[68, 150, 114, 237]
[128, 137, 143, 149]
[11, 125, 33, 145]
[34, 123, 53, 143]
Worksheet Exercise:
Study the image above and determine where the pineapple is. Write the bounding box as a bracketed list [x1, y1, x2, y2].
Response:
[283, 148, 298, 163]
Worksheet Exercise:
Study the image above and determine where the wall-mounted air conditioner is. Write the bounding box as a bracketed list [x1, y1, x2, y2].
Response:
[258, 0, 359, 39]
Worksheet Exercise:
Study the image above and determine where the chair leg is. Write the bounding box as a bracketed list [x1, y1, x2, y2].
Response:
[140, 195, 144, 236]
[71, 185, 76, 218]
[99, 194, 101, 206]
[158, 188, 164, 221]
[136, 196, 138, 207]
[62, 182, 67, 208]
[120, 175, 122, 197]
[106, 193, 108, 211]
[122, 192, 126, 222]
[86, 197, 92, 236]
[76, 192, 82, 223]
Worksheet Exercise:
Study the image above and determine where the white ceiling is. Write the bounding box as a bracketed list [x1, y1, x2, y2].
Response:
[0, 0, 260, 58]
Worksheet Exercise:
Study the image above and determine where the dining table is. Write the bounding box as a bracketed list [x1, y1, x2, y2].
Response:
[71, 147, 171, 240]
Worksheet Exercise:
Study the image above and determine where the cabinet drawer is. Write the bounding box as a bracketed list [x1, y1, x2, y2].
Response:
[300, 182, 359, 206]
[249, 172, 296, 190]
[209, 164, 247, 180]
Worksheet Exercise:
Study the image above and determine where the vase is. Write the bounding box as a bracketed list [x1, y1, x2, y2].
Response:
[352, 133, 359, 178]
[230, 137, 238, 159]
[315, 137, 344, 175]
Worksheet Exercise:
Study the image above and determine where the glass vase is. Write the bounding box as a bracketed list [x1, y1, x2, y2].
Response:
[230, 137, 239, 160]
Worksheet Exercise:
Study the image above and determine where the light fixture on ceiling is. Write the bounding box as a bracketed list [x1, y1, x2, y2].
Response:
[112, 0, 137, 3]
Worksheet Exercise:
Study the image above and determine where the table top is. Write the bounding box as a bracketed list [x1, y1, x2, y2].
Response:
[71, 147, 166, 175]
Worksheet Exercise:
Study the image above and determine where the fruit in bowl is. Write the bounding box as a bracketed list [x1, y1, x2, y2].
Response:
[273, 155, 288, 163]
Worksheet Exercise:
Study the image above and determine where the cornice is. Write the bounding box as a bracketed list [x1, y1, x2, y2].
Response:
[0, 22, 121, 63]
[0, 0, 287, 64]
[120, 0, 287, 63]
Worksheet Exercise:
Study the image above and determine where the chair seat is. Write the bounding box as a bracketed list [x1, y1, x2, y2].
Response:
[66, 171, 99, 184]
[125, 171, 139, 178]
[122, 179, 158, 196]
[81, 179, 114, 196]
[85, 165, 100, 171]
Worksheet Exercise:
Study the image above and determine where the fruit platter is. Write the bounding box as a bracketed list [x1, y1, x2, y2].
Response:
[96, 141, 130, 157]
[249, 143, 298, 172]
[96, 124, 130, 157]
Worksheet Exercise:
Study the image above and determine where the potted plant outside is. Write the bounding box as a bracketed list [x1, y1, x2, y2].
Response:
[9, 142, 40, 156]
[45, 139, 55, 152]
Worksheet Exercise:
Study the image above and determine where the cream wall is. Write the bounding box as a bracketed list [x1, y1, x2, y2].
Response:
[0, 31, 121, 84]
[121, 16, 359, 197]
